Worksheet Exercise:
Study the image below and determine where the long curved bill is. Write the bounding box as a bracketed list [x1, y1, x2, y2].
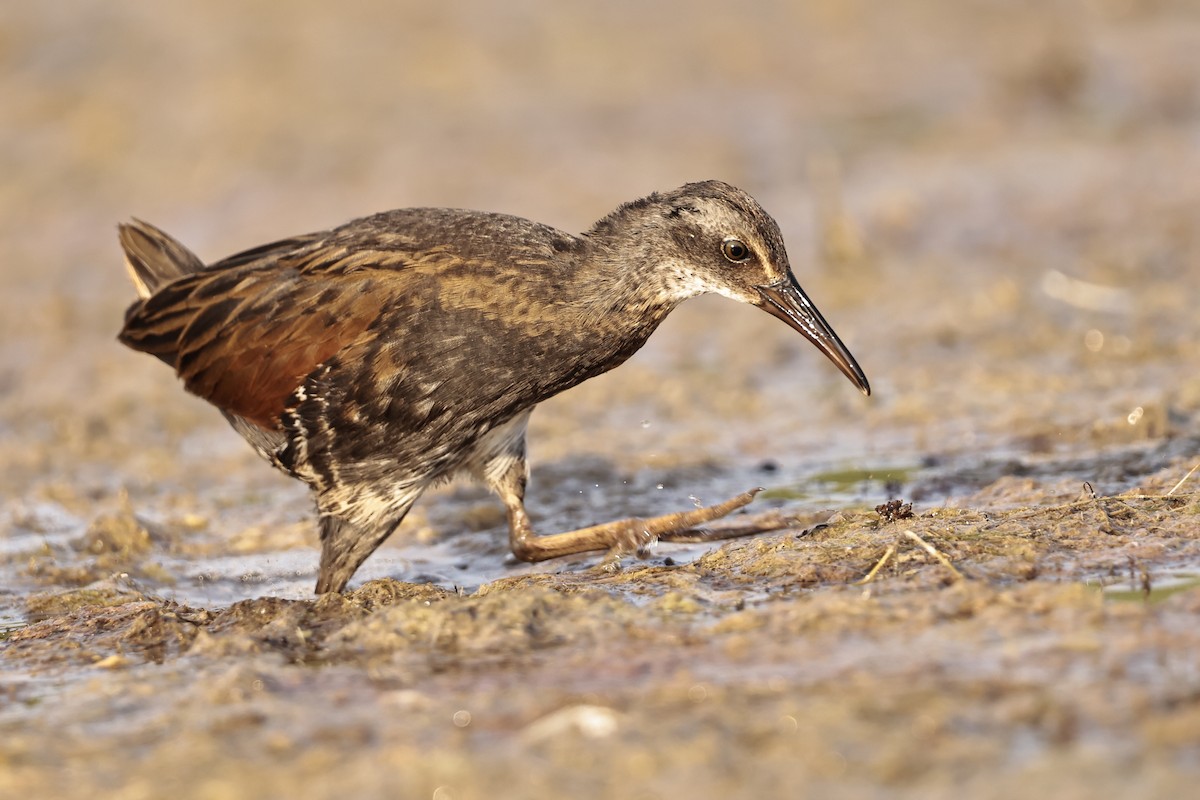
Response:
[754, 278, 871, 396]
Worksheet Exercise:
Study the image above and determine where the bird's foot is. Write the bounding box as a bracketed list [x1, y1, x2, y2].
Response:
[506, 487, 765, 565]
[596, 518, 655, 572]
[597, 487, 765, 568]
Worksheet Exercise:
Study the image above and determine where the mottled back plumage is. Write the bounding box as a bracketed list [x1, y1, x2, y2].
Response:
[119, 181, 869, 593]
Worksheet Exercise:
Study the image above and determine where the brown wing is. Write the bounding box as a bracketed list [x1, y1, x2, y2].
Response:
[120, 248, 390, 431]
[118, 207, 569, 433]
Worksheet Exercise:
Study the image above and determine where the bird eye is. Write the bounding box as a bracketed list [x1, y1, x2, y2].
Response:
[721, 238, 750, 263]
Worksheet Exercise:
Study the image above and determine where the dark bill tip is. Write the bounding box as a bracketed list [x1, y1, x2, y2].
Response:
[754, 280, 871, 396]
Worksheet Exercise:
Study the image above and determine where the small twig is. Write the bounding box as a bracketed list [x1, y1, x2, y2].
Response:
[903, 529, 966, 582]
[1166, 463, 1200, 496]
[854, 544, 897, 585]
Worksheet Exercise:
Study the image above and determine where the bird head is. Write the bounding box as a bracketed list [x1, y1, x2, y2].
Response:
[598, 180, 871, 396]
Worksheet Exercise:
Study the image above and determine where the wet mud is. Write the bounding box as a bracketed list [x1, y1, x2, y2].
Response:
[4, 2, 1200, 798]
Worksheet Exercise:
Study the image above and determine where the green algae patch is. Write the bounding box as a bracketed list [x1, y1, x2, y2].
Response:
[759, 465, 920, 502]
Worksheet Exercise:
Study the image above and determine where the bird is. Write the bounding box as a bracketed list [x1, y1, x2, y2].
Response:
[118, 180, 870, 594]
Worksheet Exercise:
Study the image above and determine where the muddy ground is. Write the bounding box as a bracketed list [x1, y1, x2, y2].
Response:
[3, 1, 1200, 798]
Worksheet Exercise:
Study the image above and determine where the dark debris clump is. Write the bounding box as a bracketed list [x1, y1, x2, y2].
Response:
[875, 499, 914, 523]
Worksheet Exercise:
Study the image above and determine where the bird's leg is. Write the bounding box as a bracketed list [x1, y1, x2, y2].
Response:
[489, 456, 766, 565]
[315, 510, 408, 594]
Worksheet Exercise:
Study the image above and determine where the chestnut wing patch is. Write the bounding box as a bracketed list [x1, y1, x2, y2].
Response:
[121, 266, 387, 430]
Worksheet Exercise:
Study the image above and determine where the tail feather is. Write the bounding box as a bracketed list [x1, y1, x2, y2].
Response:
[117, 217, 290, 458]
[118, 218, 206, 299]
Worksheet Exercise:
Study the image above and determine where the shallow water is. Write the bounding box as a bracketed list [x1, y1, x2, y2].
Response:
[4, 1, 1200, 798]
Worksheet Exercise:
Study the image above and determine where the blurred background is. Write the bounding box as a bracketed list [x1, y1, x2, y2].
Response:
[4, 3, 1200, 796]
[2, 0, 1199, 571]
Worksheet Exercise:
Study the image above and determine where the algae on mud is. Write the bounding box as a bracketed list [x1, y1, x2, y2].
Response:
[6, 474, 1200, 797]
